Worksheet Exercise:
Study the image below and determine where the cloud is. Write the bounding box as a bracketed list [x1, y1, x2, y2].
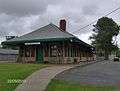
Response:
[0, 13, 39, 37]
[82, 4, 99, 15]
[0, 0, 47, 16]
[0, 0, 120, 46]
[77, 31, 94, 44]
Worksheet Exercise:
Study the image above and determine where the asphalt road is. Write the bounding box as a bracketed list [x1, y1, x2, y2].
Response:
[55, 61, 120, 86]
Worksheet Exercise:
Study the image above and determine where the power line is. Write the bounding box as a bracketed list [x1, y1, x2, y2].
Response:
[73, 6, 120, 34]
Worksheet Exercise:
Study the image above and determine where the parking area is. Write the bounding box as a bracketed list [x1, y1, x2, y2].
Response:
[55, 61, 120, 86]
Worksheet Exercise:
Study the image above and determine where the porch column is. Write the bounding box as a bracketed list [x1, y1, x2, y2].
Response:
[23, 46, 26, 63]
[63, 41, 65, 57]
[35, 46, 37, 61]
[48, 44, 50, 57]
[17, 46, 21, 62]
[62, 41, 65, 63]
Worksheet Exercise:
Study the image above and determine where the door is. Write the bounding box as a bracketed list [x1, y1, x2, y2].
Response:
[36, 47, 43, 62]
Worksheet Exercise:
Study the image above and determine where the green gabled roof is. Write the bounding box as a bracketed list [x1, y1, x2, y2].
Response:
[2, 23, 75, 45]
[2, 23, 93, 49]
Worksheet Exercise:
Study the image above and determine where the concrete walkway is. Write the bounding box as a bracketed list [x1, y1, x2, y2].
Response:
[15, 61, 98, 91]
[15, 65, 74, 91]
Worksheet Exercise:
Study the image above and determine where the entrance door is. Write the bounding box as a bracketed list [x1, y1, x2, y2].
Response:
[36, 47, 43, 62]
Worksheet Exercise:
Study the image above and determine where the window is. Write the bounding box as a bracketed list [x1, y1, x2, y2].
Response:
[50, 45, 57, 57]
[75, 48, 77, 57]
[71, 47, 75, 57]
[65, 46, 70, 57]
[45, 45, 49, 57]
[31, 48, 35, 57]
[58, 46, 63, 57]
[73, 47, 75, 57]
[25, 47, 30, 57]
[20, 47, 24, 57]
[82, 52, 85, 57]
[80, 52, 81, 60]
[65, 46, 67, 57]
[68, 47, 70, 57]
[76, 48, 78, 57]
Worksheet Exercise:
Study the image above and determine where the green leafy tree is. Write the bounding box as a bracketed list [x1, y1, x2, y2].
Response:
[90, 17, 120, 60]
[116, 49, 120, 57]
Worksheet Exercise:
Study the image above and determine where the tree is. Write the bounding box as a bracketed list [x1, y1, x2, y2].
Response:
[116, 49, 120, 57]
[90, 17, 120, 60]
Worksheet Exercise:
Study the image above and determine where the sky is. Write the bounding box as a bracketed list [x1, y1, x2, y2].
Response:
[0, 0, 120, 46]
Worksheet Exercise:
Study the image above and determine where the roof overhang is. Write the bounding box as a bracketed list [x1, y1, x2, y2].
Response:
[2, 37, 74, 46]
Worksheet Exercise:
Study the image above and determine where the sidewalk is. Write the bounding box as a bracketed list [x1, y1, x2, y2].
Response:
[15, 61, 99, 91]
[15, 65, 73, 91]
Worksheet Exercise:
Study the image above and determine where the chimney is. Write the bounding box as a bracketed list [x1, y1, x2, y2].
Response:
[60, 19, 66, 31]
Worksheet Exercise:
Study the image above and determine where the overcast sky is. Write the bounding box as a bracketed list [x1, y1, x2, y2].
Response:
[0, 0, 120, 46]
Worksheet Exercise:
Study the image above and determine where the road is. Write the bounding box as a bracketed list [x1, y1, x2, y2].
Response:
[55, 61, 120, 86]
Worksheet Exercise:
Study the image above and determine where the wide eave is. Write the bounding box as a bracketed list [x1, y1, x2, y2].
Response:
[2, 23, 93, 49]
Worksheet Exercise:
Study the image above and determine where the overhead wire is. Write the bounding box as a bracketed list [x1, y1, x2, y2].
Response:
[73, 6, 120, 34]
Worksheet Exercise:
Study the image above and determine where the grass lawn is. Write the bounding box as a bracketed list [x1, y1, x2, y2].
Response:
[0, 63, 48, 91]
[46, 79, 120, 91]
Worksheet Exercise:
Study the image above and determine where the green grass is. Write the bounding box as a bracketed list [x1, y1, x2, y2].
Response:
[0, 63, 48, 91]
[45, 79, 120, 91]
